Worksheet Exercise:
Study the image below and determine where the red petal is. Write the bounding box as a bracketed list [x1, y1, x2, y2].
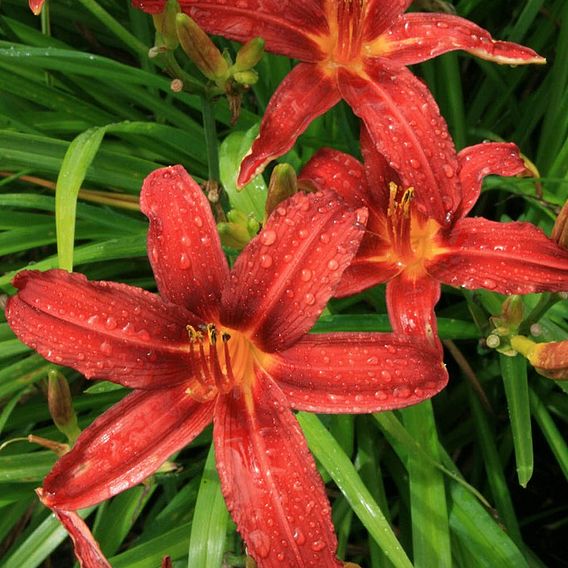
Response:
[131, 0, 166, 13]
[214, 377, 341, 567]
[270, 332, 447, 413]
[42, 386, 214, 510]
[361, 0, 413, 40]
[386, 273, 442, 351]
[220, 190, 367, 352]
[299, 148, 369, 209]
[36, 493, 111, 568]
[6, 270, 197, 389]
[28, 0, 44, 15]
[456, 142, 526, 218]
[182, 1, 329, 61]
[238, 63, 341, 186]
[298, 142, 400, 298]
[428, 218, 568, 293]
[140, 166, 229, 320]
[339, 62, 460, 226]
[335, 259, 399, 297]
[381, 14, 545, 66]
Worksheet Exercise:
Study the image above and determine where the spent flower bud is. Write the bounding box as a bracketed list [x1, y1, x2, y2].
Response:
[511, 335, 568, 380]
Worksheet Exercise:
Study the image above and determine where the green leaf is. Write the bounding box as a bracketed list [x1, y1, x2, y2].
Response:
[500, 354, 533, 487]
[187, 443, 229, 568]
[298, 412, 413, 568]
[55, 125, 109, 270]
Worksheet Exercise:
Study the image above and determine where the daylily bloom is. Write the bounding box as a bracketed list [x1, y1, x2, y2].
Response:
[6, 165, 447, 567]
[133, 0, 545, 191]
[299, 134, 568, 348]
[29, 0, 44, 15]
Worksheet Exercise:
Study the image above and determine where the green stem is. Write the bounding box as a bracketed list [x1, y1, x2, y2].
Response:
[77, 0, 149, 57]
[518, 293, 560, 335]
[201, 94, 220, 184]
[40, 0, 52, 87]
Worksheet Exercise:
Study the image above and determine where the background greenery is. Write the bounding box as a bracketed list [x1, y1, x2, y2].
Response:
[0, 0, 566, 566]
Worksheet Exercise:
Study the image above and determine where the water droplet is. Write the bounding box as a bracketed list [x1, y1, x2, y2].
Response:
[301, 269, 312, 282]
[409, 158, 420, 169]
[87, 314, 99, 326]
[260, 254, 273, 268]
[298, 229, 308, 239]
[249, 530, 271, 558]
[194, 215, 203, 227]
[179, 253, 191, 269]
[311, 540, 326, 552]
[319, 233, 330, 243]
[367, 356, 378, 365]
[327, 259, 339, 271]
[100, 341, 112, 355]
[260, 230, 277, 246]
[105, 316, 117, 330]
[442, 164, 454, 178]
[305, 293, 316, 305]
[293, 528, 306, 545]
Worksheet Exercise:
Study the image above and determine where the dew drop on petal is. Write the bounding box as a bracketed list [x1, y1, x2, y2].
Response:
[311, 540, 326, 552]
[260, 230, 277, 246]
[260, 254, 273, 268]
[179, 253, 191, 269]
[194, 215, 203, 228]
[305, 293, 316, 306]
[100, 341, 112, 355]
[327, 259, 339, 271]
[105, 316, 117, 330]
[442, 164, 454, 178]
[293, 528, 306, 545]
[301, 269, 312, 282]
[249, 530, 271, 558]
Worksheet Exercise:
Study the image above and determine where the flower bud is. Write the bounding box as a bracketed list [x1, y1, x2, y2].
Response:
[218, 210, 260, 250]
[48, 369, 81, 444]
[511, 335, 568, 379]
[29, 0, 45, 15]
[233, 70, 259, 86]
[235, 38, 265, 71]
[176, 13, 229, 81]
[265, 164, 298, 219]
[552, 200, 568, 250]
[152, 0, 180, 50]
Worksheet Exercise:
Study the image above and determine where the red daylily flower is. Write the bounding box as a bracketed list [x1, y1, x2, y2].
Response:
[299, 135, 568, 348]
[133, 0, 545, 193]
[29, 0, 44, 15]
[6, 165, 447, 567]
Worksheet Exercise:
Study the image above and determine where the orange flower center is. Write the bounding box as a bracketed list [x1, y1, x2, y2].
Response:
[375, 183, 445, 279]
[185, 324, 271, 405]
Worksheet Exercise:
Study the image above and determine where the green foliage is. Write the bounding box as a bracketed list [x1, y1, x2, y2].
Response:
[0, 1, 566, 567]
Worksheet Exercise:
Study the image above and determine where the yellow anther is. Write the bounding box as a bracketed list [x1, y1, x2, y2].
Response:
[206, 323, 217, 345]
[186, 324, 204, 343]
[401, 187, 414, 216]
[387, 181, 398, 217]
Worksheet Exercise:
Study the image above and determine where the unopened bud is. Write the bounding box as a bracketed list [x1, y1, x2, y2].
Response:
[176, 13, 229, 81]
[265, 164, 298, 219]
[218, 210, 259, 249]
[29, 0, 44, 15]
[552, 200, 568, 250]
[48, 369, 81, 444]
[235, 37, 265, 71]
[501, 295, 524, 328]
[233, 70, 258, 86]
[152, 0, 180, 50]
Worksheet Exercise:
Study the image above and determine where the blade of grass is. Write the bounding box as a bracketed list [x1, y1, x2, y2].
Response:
[500, 354, 533, 487]
[298, 412, 413, 568]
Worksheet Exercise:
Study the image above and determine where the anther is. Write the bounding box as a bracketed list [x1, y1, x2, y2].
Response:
[206, 323, 217, 345]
